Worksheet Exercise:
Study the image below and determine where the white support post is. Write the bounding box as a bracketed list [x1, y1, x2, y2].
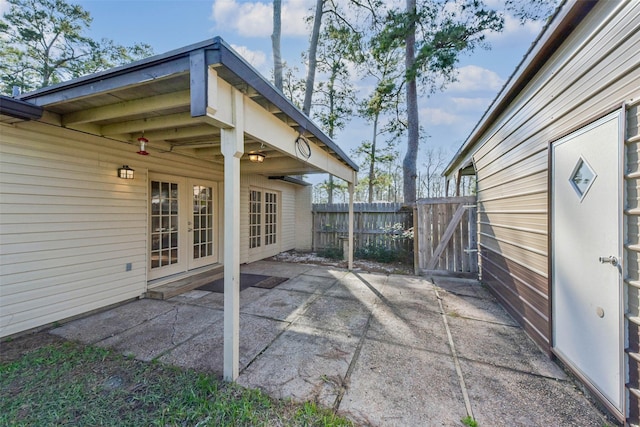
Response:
[221, 88, 244, 382]
[348, 179, 354, 270]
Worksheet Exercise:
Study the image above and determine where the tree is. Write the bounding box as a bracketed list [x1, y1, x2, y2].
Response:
[418, 146, 448, 198]
[506, 0, 559, 24]
[302, 0, 325, 116]
[312, 19, 361, 203]
[372, 0, 503, 204]
[0, 0, 153, 95]
[357, 37, 405, 202]
[271, 0, 283, 91]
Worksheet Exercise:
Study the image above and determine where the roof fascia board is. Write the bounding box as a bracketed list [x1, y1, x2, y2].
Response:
[0, 95, 43, 120]
[443, 0, 597, 177]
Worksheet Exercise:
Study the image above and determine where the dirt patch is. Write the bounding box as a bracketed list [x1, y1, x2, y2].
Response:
[271, 251, 414, 275]
[0, 332, 66, 363]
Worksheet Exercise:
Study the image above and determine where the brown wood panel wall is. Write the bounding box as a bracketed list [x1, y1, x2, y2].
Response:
[311, 203, 413, 256]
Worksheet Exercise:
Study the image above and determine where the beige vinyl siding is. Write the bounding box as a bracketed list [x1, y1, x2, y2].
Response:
[239, 175, 300, 264]
[0, 123, 145, 337]
[626, 101, 640, 420]
[294, 185, 312, 251]
[0, 120, 223, 337]
[471, 0, 640, 351]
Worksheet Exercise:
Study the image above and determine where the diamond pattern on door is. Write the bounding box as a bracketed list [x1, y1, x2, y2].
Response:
[569, 156, 597, 200]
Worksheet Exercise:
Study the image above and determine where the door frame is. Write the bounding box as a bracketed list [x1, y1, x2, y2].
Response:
[548, 109, 625, 417]
[247, 186, 281, 262]
[148, 173, 219, 280]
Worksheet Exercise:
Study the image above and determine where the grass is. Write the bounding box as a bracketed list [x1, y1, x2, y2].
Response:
[1, 339, 354, 426]
[461, 416, 478, 427]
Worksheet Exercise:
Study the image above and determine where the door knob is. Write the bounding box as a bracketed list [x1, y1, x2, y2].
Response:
[598, 256, 618, 267]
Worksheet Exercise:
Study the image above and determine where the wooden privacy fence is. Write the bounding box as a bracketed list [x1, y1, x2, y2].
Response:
[414, 196, 478, 274]
[312, 203, 413, 258]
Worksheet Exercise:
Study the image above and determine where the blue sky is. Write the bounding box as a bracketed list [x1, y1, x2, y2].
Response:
[1, 0, 548, 174]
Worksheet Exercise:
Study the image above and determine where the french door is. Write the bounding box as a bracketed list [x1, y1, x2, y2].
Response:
[149, 174, 218, 280]
[249, 188, 279, 259]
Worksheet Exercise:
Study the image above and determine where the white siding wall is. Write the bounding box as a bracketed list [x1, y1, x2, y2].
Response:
[295, 185, 313, 251]
[0, 121, 223, 337]
[1, 123, 145, 337]
[469, 0, 640, 351]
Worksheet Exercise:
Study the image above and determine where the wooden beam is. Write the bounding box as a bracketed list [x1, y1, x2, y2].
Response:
[240, 157, 321, 174]
[62, 90, 191, 125]
[222, 87, 244, 382]
[243, 99, 354, 183]
[100, 112, 195, 136]
[140, 124, 219, 142]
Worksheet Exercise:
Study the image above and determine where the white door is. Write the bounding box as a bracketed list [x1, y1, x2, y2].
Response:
[149, 175, 217, 280]
[551, 112, 623, 411]
[248, 188, 279, 261]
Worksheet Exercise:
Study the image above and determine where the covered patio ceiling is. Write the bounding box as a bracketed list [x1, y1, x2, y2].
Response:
[16, 37, 358, 180]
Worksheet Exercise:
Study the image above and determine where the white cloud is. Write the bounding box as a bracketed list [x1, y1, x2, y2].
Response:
[230, 44, 267, 70]
[485, 13, 544, 47]
[450, 97, 492, 112]
[211, 0, 313, 38]
[448, 65, 504, 92]
[420, 107, 460, 126]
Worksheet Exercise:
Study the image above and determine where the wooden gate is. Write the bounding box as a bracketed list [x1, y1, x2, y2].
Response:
[414, 196, 478, 275]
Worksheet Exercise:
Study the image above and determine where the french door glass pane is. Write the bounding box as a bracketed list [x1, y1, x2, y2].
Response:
[265, 192, 277, 246]
[151, 180, 179, 269]
[249, 190, 262, 248]
[193, 185, 214, 259]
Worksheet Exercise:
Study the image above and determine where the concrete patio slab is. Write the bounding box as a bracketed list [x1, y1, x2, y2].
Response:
[158, 313, 287, 375]
[339, 338, 467, 426]
[325, 275, 384, 307]
[431, 276, 493, 300]
[296, 295, 372, 336]
[237, 323, 360, 409]
[50, 299, 177, 344]
[96, 304, 220, 361]
[240, 288, 318, 321]
[461, 359, 604, 427]
[240, 260, 313, 278]
[302, 267, 350, 279]
[447, 316, 567, 379]
[441, 291, 519, 326]
[366, 303, 450, 353]
[43, 261, 612, 426]
[276, 273, 337, 294]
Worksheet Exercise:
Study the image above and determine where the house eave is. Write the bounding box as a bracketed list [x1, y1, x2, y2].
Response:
[18, 37, 358, 174]
[0, 95, 43, 121]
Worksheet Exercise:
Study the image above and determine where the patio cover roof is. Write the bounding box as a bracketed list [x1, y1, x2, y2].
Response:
[13, 37, 358, 180]
[6, 38, 359, 381]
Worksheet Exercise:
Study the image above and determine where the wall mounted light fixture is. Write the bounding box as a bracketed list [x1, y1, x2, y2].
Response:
[118, 165, 134, 179]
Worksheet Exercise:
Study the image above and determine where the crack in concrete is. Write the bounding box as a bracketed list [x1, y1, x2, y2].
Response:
[331, 275, 387, 412]
[435, 287, 474, 420]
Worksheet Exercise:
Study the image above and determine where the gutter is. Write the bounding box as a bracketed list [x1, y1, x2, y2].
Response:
[0, 95, 43, 120]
